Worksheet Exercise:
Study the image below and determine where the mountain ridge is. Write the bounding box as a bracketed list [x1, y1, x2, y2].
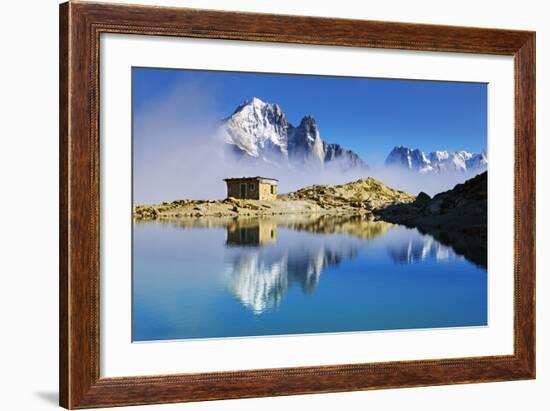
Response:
[220, 97, 488, 175]
[385, 145, 487, 174]
[222, 97, 368, 170]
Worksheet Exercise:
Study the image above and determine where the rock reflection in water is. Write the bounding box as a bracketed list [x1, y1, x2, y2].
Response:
[162, 213, 394, 241]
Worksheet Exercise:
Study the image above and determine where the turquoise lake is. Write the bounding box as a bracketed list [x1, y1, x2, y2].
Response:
[132, 215, 487, 341]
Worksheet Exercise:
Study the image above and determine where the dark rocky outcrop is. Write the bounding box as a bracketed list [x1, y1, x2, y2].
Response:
[374, 172, 487, 267]
[414, 192, 431, 207]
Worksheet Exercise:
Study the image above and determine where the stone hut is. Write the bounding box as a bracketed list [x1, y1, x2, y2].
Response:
[223, 176, 278, 200]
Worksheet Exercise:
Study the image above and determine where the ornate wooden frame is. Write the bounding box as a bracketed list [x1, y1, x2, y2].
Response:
[59, 1, 535, 408]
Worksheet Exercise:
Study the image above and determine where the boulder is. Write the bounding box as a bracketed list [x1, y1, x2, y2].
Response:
[415, 192, 431, 207]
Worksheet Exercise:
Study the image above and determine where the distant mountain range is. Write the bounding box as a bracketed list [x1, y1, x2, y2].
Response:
[385, 146, 487, 174]
[220, 97, 487, 174]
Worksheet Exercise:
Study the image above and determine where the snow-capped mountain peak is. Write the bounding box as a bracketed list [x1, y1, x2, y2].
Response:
[221, 98, 367, 170]
[234, 96, 267, 110]
[223, 97, 289, 160]
[250, 96, 265, 106]
[386, 146, 432, 172]
[465, 151, 488, 170]
[429, 150, 449, 162]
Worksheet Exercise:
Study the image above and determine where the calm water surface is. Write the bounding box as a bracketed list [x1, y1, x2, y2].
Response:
[132, 215, 487, 341]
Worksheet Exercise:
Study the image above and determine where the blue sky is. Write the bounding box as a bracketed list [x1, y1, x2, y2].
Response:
[133, 67, 487, 166]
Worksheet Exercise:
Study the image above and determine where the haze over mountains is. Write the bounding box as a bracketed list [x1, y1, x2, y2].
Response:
[221, 97, 487, 175]
[132, 95, 489, 203]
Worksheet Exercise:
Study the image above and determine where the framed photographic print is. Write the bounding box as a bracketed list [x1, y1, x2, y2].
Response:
[59, 1, 535, 409]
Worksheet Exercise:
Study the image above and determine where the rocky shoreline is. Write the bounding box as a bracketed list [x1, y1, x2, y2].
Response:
[134, 177, 415, 221]
[373, 172, 487, 266]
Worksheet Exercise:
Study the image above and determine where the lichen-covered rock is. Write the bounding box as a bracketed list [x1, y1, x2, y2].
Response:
[282, 177, 415, 211]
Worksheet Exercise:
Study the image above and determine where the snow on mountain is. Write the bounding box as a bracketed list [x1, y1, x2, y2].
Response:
[221, 97, 368, 170]
[220, 98, 485, 175]
[429, 150, 450, 163]
[466, 152, 488, 170]
[222, 97, 289, 163]
[385, 146, 433, 173]
[386, 146, 487, 174]
[226, 239, 358, 314]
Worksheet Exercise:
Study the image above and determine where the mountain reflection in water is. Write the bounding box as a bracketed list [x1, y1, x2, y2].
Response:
[133, 214, 487, 341]
[225, 235, 359, 314]
[388, 233, 456, 265]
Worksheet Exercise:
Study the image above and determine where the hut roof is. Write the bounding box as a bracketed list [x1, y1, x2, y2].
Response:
[223, 176, 278, 184]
